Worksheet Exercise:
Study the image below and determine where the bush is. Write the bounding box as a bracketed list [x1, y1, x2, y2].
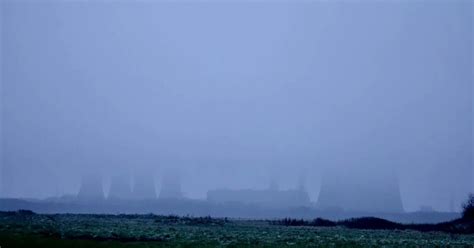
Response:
[17, 209, 36, 215]
[462, 193, 474, 220]
[311, 218, 336, 227]
[340, 217, 402, 230]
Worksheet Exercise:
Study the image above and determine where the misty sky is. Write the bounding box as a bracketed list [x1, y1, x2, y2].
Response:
[0, 0, 472, 212]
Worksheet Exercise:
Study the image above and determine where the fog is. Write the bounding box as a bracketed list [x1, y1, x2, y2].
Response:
[0, 0, 472, 212]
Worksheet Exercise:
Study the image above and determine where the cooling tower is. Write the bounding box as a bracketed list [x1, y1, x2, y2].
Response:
[108, 174, 133, 200]
[77, 174, 104, 201]
[159, 169, 182, 199]
[317, 168, 404, 213]
[132, 172, 156, 199]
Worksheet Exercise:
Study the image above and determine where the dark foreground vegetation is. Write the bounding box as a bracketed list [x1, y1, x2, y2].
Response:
[1, 210, 474, 248]
[274, 194, 474, 234]
[273, 216, 474, 234]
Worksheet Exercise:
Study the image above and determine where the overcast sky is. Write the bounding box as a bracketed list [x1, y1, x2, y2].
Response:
[0, 0, 472, 212]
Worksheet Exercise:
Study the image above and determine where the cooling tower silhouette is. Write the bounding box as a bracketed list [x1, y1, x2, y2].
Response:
[159, 169, 182, 199]
[132, 172, 156, 199]
[108, 174, 133, 200]
[77, 174, 104, 201]
[317, 168, 404, 213]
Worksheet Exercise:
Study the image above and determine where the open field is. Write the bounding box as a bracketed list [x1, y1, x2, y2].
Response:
[1, 211, 474, 248]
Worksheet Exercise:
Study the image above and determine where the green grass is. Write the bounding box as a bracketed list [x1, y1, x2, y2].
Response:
[1, 212, 473, 248]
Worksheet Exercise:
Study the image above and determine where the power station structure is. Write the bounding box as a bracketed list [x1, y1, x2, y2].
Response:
[159, 169, 183, 199]
[316, 168, 404, 213]
[207, 188, 311, 208]
[76, 167, 404, 213]
[207, 177, 311, 208]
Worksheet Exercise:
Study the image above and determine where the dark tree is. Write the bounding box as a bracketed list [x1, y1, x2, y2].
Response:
[462, 193, 474, 220]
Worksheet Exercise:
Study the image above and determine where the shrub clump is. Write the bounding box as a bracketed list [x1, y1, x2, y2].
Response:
[462, 193, 474, 221]
[17, 209, 36, 216]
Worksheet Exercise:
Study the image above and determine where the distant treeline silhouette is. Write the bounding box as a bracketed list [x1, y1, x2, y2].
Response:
[7, 197, 474, 235]
[273, 194, 474, 234]
[272, 217, 473, 234]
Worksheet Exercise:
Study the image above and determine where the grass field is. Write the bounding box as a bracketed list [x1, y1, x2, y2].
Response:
[1, 211, 473, 248]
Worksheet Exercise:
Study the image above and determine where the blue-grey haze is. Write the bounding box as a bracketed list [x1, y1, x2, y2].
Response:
[0, 0, 472, 212]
